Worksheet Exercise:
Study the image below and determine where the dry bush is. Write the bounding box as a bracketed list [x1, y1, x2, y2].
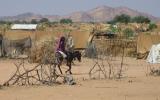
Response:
[29, 40, 55, 64]
[89, 45, 127, 79]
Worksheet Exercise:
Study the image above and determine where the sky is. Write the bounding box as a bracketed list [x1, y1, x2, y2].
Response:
[0, 0, 159, 17]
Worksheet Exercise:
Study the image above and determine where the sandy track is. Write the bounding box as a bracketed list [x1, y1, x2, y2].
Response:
[0, 58, 160, 100]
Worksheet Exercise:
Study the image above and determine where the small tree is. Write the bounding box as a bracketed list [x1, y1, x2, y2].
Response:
[60, 19, 72, 24]
[123, 28, 134, 38]
[0, 21, 7, 24]
[132, 16, 150, 23]
[149, 23, 157, 31]
[39, 18, 49, 23]
[0, 21, 12, 25]
[107, 20, 116, 25]
[114, 14, 131, 24]
[31, 19, 38, 24]
[110, 25, 118, 33]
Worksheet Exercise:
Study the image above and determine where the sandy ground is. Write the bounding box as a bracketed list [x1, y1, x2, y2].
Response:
[0, 57, 160, 100]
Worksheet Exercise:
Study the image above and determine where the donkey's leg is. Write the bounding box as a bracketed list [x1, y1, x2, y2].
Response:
[58, 65, 63, 74]
[69, 64, 72, 74]
[66, 62, 72, 74]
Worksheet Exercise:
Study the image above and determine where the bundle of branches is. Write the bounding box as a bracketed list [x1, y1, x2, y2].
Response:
[89, 45, 127, 79]
[40, 41, 55, 64]
[3, 59, 63, 86]
[29, 40, 55, 64]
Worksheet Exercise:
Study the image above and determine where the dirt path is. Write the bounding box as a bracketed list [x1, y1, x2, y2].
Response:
[0, 58, 160, 100]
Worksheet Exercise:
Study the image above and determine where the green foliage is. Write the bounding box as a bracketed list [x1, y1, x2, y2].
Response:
[39, 18, 53, 27]
[0, 21, 12, 25]
[51, 21, 58, 25]
[0, 21, 8, 24]
[114, 14, 131, 24]
[60, 19, 72, 24]
[123, 28, 134, 38]
[108, 14, 151, 25]
[132, 16, 150, 23]
[39, 18, 49, 23]
[110, 25, 118, 33]
[31, 19, 38, 24]
[107, 20, 116, 25]
[13, 20, 28, 24]
[149, 23, 157, 31]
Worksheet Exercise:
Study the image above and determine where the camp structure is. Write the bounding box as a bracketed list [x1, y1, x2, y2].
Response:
[11, 24, 37, 30]
[2, 24, 38, 58]
[137, 34, 160, 54]
[137, 34, 160, 59]
[147, 43, 160, 63]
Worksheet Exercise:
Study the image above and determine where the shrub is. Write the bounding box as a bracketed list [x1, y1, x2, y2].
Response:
[123, 28, 134, 38]
[149, 23, 157, 31]
[60, 19, 72, 24]
[114, 14, 131, 24]
[39, 18, 49, 23]
[132, 16, 151, 23]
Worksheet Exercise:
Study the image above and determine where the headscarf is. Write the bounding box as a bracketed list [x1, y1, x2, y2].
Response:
[56, 36, 66, 52]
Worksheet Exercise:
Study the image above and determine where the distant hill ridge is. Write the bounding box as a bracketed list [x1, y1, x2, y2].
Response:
[0, 5, 159, 22]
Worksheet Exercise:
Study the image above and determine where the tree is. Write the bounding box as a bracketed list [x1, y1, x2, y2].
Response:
[107, 20, 116, 25]
[123, 28, 134, 38]
[0, 21, 7, 24]
[149, 23, 157, 31]
[132, 16, 150, 23]
[31, 19, 38, 24]
[114, 14, 131, 24]
[39, 18, 49, 23]
[60, 19, 72, 24]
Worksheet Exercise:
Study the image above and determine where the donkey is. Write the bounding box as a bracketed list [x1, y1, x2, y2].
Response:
[54, 50, 81, 74]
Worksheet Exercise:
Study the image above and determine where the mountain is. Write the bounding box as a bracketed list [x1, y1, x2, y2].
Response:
[0, 6, 159, 22]
[86, 6, 159, 22]
[0, 12, 60, 22]
[63, 11, 93, 22]
[0, 12, 41, 22]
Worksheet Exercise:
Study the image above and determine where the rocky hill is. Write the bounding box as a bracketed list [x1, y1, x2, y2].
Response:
[0, 5, 159, 22]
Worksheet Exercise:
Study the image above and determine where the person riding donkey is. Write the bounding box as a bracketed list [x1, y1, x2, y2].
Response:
[56, 36, 67, 58]
[55, 34, 81, 74]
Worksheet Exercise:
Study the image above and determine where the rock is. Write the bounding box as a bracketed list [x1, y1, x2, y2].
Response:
[64, 75, 76, 85]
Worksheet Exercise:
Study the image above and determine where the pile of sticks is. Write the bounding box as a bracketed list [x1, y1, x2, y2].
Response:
[89, 39, 126, 79]
[3, 59, 63, 86]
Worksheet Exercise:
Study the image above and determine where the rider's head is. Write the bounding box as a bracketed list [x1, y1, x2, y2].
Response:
[60, 36, 65, 42]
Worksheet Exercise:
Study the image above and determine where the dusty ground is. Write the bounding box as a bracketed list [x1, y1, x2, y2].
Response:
[0, 57, 160, 100]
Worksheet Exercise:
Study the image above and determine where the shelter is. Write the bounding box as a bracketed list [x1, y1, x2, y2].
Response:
[147, 44, 160, 63]
[95, 31, 116, 39]
[11, 24, 37, 30]
[137, 34, 160, 54]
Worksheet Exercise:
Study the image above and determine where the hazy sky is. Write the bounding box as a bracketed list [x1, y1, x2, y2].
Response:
[0, 0, 159, 17]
